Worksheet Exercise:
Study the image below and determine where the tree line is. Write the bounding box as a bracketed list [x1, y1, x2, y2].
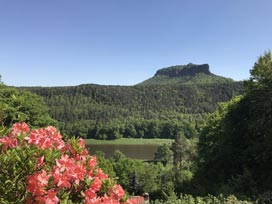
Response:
[21, 80, 243, 139]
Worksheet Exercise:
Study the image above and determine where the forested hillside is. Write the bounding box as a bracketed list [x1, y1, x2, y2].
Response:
[22, 64, 243, 139]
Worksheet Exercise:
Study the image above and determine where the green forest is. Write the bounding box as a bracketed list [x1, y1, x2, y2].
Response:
[1, 52, 272, 203]
[21, 63, 243, 141]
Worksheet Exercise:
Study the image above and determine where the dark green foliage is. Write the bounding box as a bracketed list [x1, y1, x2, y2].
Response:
[110, 152, 176, 199]
[171, 133, 196, 170]
[154, 144, 173, 166]
[170, 133, 197, 194]
[197, 51, 272, 198]
[95, 151, 116, 178]
[0, 85, 56, 129]
[94, 149, 179, 200]
[151, 194, 254, 204]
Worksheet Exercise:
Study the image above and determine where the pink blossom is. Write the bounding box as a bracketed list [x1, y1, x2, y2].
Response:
[27, 170, 49, 197]
[90, 177, 102, 192]
[2, 123, 132, 204]
[11, 122, 30, 136]
[44, 189, 59, 204]
[88, 156, 97, 168]
[36, 156, 45, 169]
[0, 136, 18, 151]
[95, 168, 108, 180]
[78, 138, 85, 149]
[110, 184, 125, 200]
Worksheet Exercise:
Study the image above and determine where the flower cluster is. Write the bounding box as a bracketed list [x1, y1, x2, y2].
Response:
[0, 123, 135, 204]
[0, 122, 29, 151]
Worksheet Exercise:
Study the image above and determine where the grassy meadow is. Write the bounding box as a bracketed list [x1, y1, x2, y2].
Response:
[84, 138, 173, 145]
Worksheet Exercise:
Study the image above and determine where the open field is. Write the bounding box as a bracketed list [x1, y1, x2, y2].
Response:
[84, 138, 173, 145]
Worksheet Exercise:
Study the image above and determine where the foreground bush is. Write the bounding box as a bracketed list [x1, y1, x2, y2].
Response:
[0, 123, 134, 204]
[151, 194, 254, 204]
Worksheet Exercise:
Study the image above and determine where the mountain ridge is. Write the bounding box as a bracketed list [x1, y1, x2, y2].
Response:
[17, 63, 237, 88]
[154, 63, 211, 77]
[138, 63, 234, 86]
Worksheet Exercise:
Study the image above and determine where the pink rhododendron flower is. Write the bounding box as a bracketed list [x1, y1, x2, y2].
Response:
[124, 200, 137, 204]
[72, 163, 87, 184]
[90, 177, 102, 192]
[24, 129, 41, 145]
[0, 136, 18, 151]
[100, 195, 121, 204]
[52, 166, 71, 189]
[84, 196, 101, 204]
[10, 122, 30, 136]
[27, 170, 49, 197]
[44, 189, 59, 204]
[0, 123, 133, 204]
[88, 156, 97, 169]
[95, 168, 108, 180]
[110, 184, 125, 200]
[83, 188, 97, 200]
[74, 148, 88, 163]
[78, 138, 85, 149]
[55, 154, 74, 172]
[36, 156, 45, 169]
[25, 126, 64, 150]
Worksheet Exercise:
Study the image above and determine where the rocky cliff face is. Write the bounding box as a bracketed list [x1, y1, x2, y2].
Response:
[138, 63, 234, 85]
[154, 63, 212, 77]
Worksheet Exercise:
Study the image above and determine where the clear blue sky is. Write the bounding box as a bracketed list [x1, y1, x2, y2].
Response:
[1, 0, 272, 86]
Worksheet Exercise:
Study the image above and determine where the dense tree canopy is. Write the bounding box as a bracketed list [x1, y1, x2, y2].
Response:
[0, 85, 56, 129]
[22, 80, 242, 139]
[249, 51, 272, 87]
[154, 144, 173, 166]
[197, 51, 272, 198]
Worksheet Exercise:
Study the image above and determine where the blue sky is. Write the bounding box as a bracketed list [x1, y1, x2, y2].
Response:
[1, 0, 272, 86]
